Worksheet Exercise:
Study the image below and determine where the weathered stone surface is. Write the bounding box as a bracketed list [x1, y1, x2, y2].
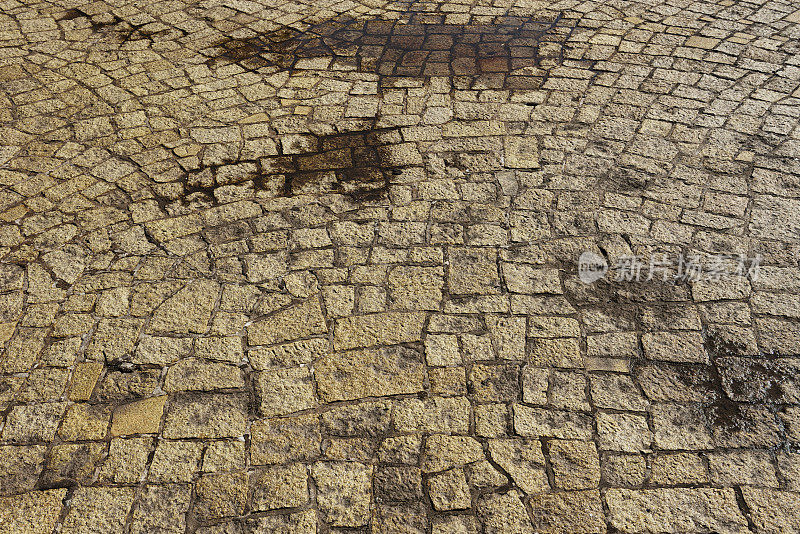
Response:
[110, 396, 166, 436]
[742, 487, 800, 534]
[322, 400, 392, 437]
[148, 279, 219, 334]
[388, 266, 444, 310]
[477, 491, 533, 534]
[0, 489, 66, 534]
[448, 247, 501, 295]
[203, 441, 246, 473]
[395, 397, 471, 434]
[59, 403, 111, 440]
[61, 487, 136, 534]
[373, 503, 428, 534]
[375, 466, 423, 502]
[333, 311, 426, 350]
[529, 490, 606, 533]
[427, 468, 471, 511]
[2, 402, 67, 442]
[514, 405, 592, 439]
[596, 412, 653, 452]
[248, 338, 328, 370]
[423, 434, 485, 472]
[248, 297, 327, 346]
[163, 393, 247, 438]
[651, 452, 708, 485]
[255, 366, 316, 416]
[252, 464, 309, 510]
[504, 136, 540, 168]
[243, 510, 317, 533]
[0, 445, 47, 494]
[488, 438, 548, 494]
[194, 472, 248, 520]
[316, 345, 425, 401]
[165, 358, 245, 391]
[549, 439, 601, 490]
[149, 441, 203, 483]
[68, 362, 104, 400]
[311, 461, 373, 527]
[98, 437, 152, 483]
[4, 2, 799, 530]
[130, 484, 191, 534]
[251, 414, 321, 464]
[606, 488, 749, 533]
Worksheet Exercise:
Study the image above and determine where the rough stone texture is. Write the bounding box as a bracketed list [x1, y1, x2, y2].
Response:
[255, 366, 316, 416]
[742, 487, 800, 534]
[251, 464, 309, 510]
[333, 312, 426, 350]
[529, 490, 606, 533]
[0, 445, 47, 494]
[130, 484, 191, 534]
[311, 461, 373, 527]
[163, 393, 247, 438]
[487, 438, 548, 494]
[606, 488, 750, 533]
[477, 491, 533, 533]
[247, 297, 327, 346]
[164, 358, 244, 391]
[3, 0, 798, 529]
[61, 487, 136, 533]
[110, 396, 166, 436]
[251, 414, 321, 464]
[316, 345, 425, 401]
[0, 489, 66, 534]
[193, 472, 248, 520]
[148, 279, 219, 334]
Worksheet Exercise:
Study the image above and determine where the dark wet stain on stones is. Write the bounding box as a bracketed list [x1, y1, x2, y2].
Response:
[183, 10, 572, 201]
[57, 9, 85, 21]
[702, 332, 794, 434]
[183, 125, 406, 203]
[58, 8, 182, 43]
[204, 12, 573, 86]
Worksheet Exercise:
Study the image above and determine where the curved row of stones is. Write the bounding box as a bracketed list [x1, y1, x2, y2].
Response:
[1, 0, 800, 532]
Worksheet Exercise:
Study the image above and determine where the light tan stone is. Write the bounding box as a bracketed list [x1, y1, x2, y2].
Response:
[316, 345, 425, 402]
[110, 396, 166, 436]
[68, 362, 104, 400]
[248, 296, 327, 345]
[333, 311, 426, 350]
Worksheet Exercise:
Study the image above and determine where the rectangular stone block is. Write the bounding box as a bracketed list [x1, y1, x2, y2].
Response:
[316, 346, 425, 402]
[333, 311, 426, 351]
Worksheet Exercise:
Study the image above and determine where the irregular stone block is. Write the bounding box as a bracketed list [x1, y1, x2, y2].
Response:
[316, 345, 425, 402]
[110, 396, 166, 436]
[248, 297, 327, 346]
[163, 393, 247, 439]
[607, 488, 749, 533]
[333, 311, 426, 350]
[255, 367, 316, 416]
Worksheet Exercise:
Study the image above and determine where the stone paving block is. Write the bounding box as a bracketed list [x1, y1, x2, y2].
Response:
[61, 487, 136, 534]
[316, 345, 425, 402]
[255, 366, 316, 416]
[0, 489, 66, 534]
[163, 393, 247, 438]
[247, 297, 327, 345]
[606, 488, 750, 533]
[333, 311, 426, 350]
[110, 395, 166, 436]
[312, 461, 373, 527]
[3, 0, 799, 529]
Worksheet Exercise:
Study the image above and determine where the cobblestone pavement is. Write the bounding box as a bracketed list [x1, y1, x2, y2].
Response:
[1, 0, 800, 532]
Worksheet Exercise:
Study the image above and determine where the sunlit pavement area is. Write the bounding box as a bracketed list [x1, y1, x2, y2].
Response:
[1, 0, 800, 532]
